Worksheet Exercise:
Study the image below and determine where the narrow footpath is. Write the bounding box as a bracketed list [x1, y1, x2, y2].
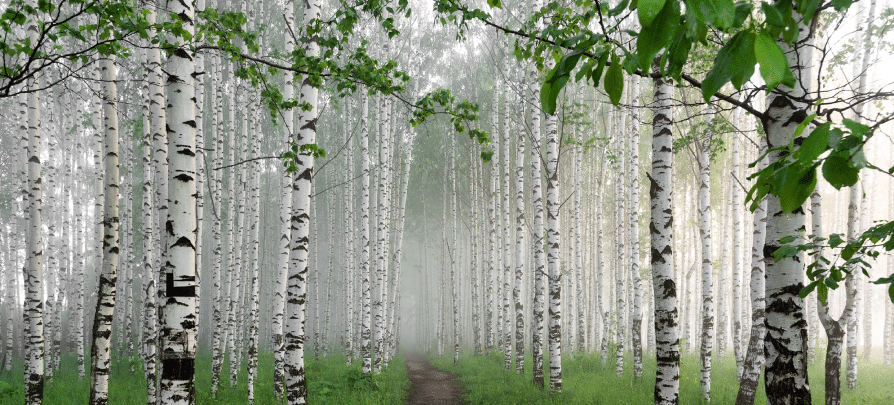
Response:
[405, 354, 465, 405]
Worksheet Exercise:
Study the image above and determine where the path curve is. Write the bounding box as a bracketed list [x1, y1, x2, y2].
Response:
[405, 354, 465, 405]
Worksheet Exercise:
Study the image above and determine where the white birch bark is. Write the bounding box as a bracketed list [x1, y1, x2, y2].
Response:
[762, 13, 814, 402]
[273, 1, 295, 389]
[359, 91, 373, 376]
[650, 69, 680, 405]
[846, 182, 861, 390]
[87, 55, 119, 405]
[514, 90, 526, 374]
[284, 1, 321, 400]
[159, 0, 198, 401]
[629, 77, 643, 380]
[529, 42, 546, 387]
[544, 60, 561, 393]
[24, 24, 45, 402]
[698, 103, 714, 402]
[810, 190, 855, 405]
[734, 139, 768, 405]
[140, 51, 158, 403]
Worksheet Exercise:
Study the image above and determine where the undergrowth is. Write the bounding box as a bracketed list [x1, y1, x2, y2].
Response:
[0, 350, 408, 404]
[432, 347, 894, 404]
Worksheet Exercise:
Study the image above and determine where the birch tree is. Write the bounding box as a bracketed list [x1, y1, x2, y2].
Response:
[88, 54, 120, 405]
[159, 0, 198, 401]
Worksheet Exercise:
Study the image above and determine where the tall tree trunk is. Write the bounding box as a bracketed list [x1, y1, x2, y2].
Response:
[698, 103, 714, 402]
[650, 66, 680, 405]
[273, 0, 295, 387]
[629, 77, 643, 380]
[530, 52, 546, 389]
[809, 190, 856, 405]
[284, 0, 321, 401]
[514, 91, 526, 374]
[24, 19, 45, 402]
[735, 139, 768, 405]
[359, 91, 373, 376]
[88, 55, 120, 405]
[761, 12, 814, 403]
[846, 182, 861, 390]
[544, 59, 562, 393]
[141, 52, 159, 403]
[159, 0, 198, 401]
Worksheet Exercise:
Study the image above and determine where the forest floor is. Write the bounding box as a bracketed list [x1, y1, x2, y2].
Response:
[405, 353, 465, 405]
[432, 348, 894, 404]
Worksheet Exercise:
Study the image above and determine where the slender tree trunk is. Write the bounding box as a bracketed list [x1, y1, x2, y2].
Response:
[629, 77, 643, 381]
[88, 55, 120, 405]
[24, 23, 45, 402]
[698, 104, 714, 402]
[284, 1, 321, 400]
[159, 0, 198, 401]
[530, 70, 546, 389]
[359, 91, 373, 376]
[514, 92, 526, 374]
[762, 13, 814, 403]
[650, 67, 680, 405]
[735, 139, 768, 405]
[273, 1, 295, 386]
[141, 52, 158, 403]
[544, 59, 562, 393]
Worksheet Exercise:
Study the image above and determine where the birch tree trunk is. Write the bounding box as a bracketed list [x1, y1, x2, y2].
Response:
[762, 14, 814, 403]
[529, 42, 546, 387]
[846, 182, 861, 390]
[698, 104, 714, 402]
[24, 23, 45, 402]
[810, 190, 856, 405]
[273, 0, 295, 388]
[629, 77, 643, 380]
[159, 0, 198, 401]
[88, 54, 119, 405]
[544, 62, 562, 393]
[735, 139, 768, 405]
[284, 1, 321, 400]
[650, 67, 680, 405]
[140, 52, 158, 403]
[359, 91, 373, 376]
[514, 92, 526, 374]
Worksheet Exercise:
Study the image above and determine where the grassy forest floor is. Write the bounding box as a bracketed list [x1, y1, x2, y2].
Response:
[3, 346, 894, 404]
[431, 348, 894, 404]
[0, 351, 409, 404]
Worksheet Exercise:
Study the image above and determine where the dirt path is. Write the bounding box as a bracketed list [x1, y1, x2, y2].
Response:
[405, 354, 465, 405]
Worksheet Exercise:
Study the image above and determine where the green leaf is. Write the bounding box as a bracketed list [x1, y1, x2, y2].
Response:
[828, 128, 844, 149]
[733, 1, 753, 28]
[609, 0, 632, 16]
[778, 163, 817, 213]
[604, 53, 624, 106]
[841, 243, 859, 260]
[798, 0, 823, 23]
[822, 155, 859, 189]
[637, 0, 679, 71]
[487, 0, 502, 9]
[638, 0, 667, 27]
[817, 283, 828, 305]
[831, 0, 853, 11]
[702, 0, 736, 30]
[702, 31, 754, 102]
[761, 2, 786, 27]
[798, 122, 830, 164]
[754, 30, 796, 92]
[842, 118, 870, 140]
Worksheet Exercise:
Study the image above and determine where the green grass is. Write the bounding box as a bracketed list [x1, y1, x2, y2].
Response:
[431, 348, 894, 404]
[0, 350, 409, 404]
